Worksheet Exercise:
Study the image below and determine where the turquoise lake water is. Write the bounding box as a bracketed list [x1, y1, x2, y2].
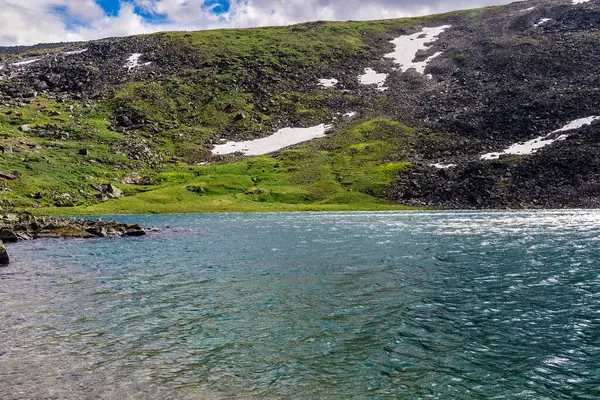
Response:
[1, 211, 600, 399]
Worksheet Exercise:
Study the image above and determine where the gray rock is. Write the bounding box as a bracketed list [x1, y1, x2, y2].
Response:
[0, 170, 21, 180]
[19, 124, 32, 133]
[33, 80, 49, 91]
[121, 172, 143, 185]
[102, 183, 122, 199]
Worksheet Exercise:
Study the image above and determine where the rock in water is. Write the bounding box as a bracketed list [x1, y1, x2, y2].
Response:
[0, 241, 9, 265]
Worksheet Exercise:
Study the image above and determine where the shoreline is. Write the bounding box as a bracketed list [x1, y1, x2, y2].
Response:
[32, 206, 597, 217]
[0, 213, 147, 265]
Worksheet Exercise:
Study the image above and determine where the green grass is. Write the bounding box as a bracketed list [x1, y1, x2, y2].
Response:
[30, 116, 430, 215]
[0, 10, 490, 214]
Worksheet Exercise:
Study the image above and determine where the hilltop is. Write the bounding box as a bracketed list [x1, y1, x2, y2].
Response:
[0, 0, 599, 214]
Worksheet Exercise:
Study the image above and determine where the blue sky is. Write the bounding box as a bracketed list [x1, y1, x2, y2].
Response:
[0, 0, 514, 46]
[95, 0, 231, 20]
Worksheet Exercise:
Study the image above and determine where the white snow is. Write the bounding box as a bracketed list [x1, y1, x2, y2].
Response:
[534, 18, 552, 27]
[212, 124, 332, 156]
[125, 53, 151, 71]
[430, 163, 456, 169]
[481, 116, 600, 160]
[573, 0, 591, 4]
[384, 25, 451, 75]
[359, 68, 388, 91]
[343, 111, 357, 118]
[12, 58, 42, 67]
[552, 116, 600, 133]
[520, 7, 536, 12]
[65, 48, 88, 55]
[318, 78, 338, 88]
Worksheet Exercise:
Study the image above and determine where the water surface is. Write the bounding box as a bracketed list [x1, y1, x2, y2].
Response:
[1, 211, 600, 399]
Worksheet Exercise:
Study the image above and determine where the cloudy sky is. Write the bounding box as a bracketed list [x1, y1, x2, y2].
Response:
[0, 0, 513, 46]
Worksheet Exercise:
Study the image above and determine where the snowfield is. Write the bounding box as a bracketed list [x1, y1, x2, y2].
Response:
[212, 124, 332, 156]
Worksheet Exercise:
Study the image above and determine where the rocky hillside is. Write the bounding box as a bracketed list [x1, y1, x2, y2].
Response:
[0, 0, 599, 213]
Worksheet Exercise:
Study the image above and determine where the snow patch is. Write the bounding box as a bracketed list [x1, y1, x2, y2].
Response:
[481, 116, 600, 160]
[534, 18, 552, 27]
[12, 58, 42, 67]
[552, 116, 600, 133]
[318, 78, 338, 88]
[520, 7, 536, 12]
[125, 53, 151, 71]
[573, 0, 591, 4]
[343, 111, 357, 118]
[65, 48, 88, 55]
[384, 25, 451, 75]
[359, 68, 388, 91]
[212, 124, 332, 156]
[430, 163, 456, 169]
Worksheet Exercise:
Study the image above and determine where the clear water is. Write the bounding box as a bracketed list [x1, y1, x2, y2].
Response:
[1, 211, 600, 399]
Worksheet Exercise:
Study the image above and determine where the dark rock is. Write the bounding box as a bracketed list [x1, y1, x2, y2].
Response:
[79, 148, 89, 156]
[0, 229, 19, 243]
[124, 225, 146, 237]
[33, 80, 49, 91]
[0, 241, 8, 265]
[87, 226, 108, 237]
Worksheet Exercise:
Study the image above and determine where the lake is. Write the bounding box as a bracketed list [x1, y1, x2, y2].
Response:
[1, 211, 599, 399]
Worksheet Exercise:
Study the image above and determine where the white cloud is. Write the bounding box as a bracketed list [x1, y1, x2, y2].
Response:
[0, 0, 514, 46]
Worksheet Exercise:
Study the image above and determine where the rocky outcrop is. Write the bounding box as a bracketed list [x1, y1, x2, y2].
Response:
[0, 213, 147, 240]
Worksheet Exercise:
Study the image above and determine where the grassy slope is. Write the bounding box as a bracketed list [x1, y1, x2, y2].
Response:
[0, 9, 482, 215]
[40, 118, 421, 214]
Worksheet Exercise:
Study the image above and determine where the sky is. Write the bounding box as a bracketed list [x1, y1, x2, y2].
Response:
[0, 0, 515, 46]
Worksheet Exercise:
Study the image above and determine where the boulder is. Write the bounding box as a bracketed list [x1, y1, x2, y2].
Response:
[33, 80, 49, 91]
[0, 228, 19, 243]
[19, 125, 32, 133]
[124, 224, 146, 237]
[0, 241, 8, 265]
[101, 183, 122, 199]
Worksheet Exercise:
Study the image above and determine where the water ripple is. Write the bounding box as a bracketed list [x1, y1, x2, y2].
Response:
[1, 211, 600, 398]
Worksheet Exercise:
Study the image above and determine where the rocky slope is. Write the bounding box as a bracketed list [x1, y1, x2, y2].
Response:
[0, 0, 599, 212]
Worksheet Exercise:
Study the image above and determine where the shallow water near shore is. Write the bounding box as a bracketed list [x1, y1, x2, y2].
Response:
[2, 211, 600, 399]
